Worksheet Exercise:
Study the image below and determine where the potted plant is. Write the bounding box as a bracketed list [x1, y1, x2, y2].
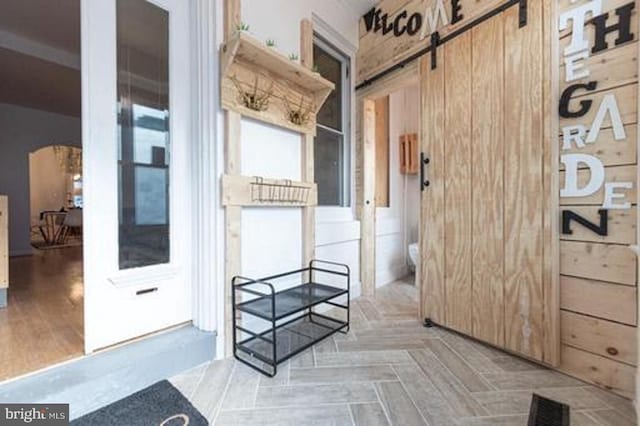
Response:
[236, 22, 250, 34]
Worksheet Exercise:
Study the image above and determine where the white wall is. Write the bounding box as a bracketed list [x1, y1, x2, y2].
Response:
[375, 86, 420, 287]
[403, 88, 421, 248]
[0, 103, 81, 256]
[234, 1, 362, 287]
[240, 118, 302, 282]
[241, 0, 359, 60]
[213, 1, 363, 356]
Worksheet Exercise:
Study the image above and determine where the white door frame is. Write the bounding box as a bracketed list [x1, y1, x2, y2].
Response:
[356, 64, 420, 299]
[81, 0, 206, 353]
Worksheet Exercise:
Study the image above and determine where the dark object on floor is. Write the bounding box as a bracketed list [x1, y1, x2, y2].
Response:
[528, 393, 570, 426]
[71, 380, 207, 426]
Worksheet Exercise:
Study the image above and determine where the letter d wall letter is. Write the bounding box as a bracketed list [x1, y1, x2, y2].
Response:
[561, 154, 605, 198]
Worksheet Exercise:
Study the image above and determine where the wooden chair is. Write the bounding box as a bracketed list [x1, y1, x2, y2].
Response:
[58, 209, 83, 243]
[38, 211, 67, 245]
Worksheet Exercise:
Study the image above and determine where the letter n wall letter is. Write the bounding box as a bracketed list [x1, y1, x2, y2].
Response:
[562, 209, 609, 237]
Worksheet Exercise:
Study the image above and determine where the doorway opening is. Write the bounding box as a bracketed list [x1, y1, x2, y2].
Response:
[356, 69, 426, 347]
[0, 0, 83, 381]
[29, 145, 83, 250]
[373, 86, 421, 290]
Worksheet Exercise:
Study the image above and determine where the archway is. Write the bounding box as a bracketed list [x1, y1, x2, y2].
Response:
[29, 144, 83, 248]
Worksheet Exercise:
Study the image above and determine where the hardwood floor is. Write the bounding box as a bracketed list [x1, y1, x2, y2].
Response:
[171, 278, 637, 425]
[0, 247, 83, 381]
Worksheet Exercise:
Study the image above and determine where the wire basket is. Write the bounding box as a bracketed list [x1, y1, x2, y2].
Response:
[250, 177, 310, 205]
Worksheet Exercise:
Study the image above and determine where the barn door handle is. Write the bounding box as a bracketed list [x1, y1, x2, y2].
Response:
[421, 152, 430, 191]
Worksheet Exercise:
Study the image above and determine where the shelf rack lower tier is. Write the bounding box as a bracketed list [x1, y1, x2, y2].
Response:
[236, 312, 347, 368]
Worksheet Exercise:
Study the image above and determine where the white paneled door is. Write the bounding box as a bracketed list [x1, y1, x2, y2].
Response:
[81, 0, 192, 352]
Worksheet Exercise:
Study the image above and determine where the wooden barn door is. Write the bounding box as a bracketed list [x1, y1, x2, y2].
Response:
[420, 3, 552, 362]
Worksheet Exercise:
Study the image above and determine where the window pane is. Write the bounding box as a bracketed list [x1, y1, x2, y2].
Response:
[314, 45, 342, 131]
[117, 0, 170, 269]
[314, 127, 344, 206]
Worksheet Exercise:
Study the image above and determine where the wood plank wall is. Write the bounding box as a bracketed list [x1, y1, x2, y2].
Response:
[356, 0, 637, 399]
[301, 19, 316, 266]
[443, 31, 473, 335]
[426, 3, 549, 362]
[223, 0, 242, 357]
[557, 0, 638, 399]
[375, 96, 390, 208]
[471, 14, 505, 348]
[360, 1, 554, 363]
[356, 63, 419, 297]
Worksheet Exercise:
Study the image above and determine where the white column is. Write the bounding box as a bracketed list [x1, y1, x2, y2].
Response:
[190, 0, 219, 333]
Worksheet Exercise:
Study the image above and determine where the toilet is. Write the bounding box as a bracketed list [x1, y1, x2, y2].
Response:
[408, 243, 419, 269]
[408, 243, 419, 285]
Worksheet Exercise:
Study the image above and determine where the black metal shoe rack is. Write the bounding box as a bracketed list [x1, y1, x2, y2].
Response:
[232, 260, 350, 377]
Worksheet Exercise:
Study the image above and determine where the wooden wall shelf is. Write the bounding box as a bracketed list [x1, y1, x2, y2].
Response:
[220, 32, 335, 134]
[399, 133, 418, 175]
[222, 174, 318, 207]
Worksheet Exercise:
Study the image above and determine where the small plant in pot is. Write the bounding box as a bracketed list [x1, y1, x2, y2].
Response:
[312, 64, 321, 75]
[289, 53, 299, 62]
[230, 75, 274, 112]
[266, 39, 276, 48]
[284, 95, 314, 127]
[236, 22, 250, 34]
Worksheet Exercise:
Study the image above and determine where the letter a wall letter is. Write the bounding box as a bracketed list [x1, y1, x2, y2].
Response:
[586, 94, 627, 143]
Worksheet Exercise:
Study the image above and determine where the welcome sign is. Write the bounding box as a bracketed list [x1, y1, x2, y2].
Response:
[362, 0, 464, 39]
[357, 0, 505, 84]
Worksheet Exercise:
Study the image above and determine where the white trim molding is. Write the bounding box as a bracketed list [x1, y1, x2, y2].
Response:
[311, 14, 357, 57]
[312, 14, 358, 224]
[190, 0, 219, 333]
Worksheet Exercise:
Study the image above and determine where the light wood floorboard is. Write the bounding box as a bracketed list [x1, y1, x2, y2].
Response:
[174, 278, 637, 425]
[0, 247, 83, 381]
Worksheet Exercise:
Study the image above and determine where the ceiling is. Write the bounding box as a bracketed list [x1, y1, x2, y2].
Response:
[0, 47, 80, 117]
[0, 0, 81, 117]
[0, 0, 80, 52]
[343, 0, 379, 15]
[0, 0, 379, 118]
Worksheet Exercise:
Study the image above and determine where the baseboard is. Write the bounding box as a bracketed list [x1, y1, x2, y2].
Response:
[9, 248, 33, 257]
[376, 265, 409, 288]
[0, 325, 216, 420]
[350, 280, 362, 299]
